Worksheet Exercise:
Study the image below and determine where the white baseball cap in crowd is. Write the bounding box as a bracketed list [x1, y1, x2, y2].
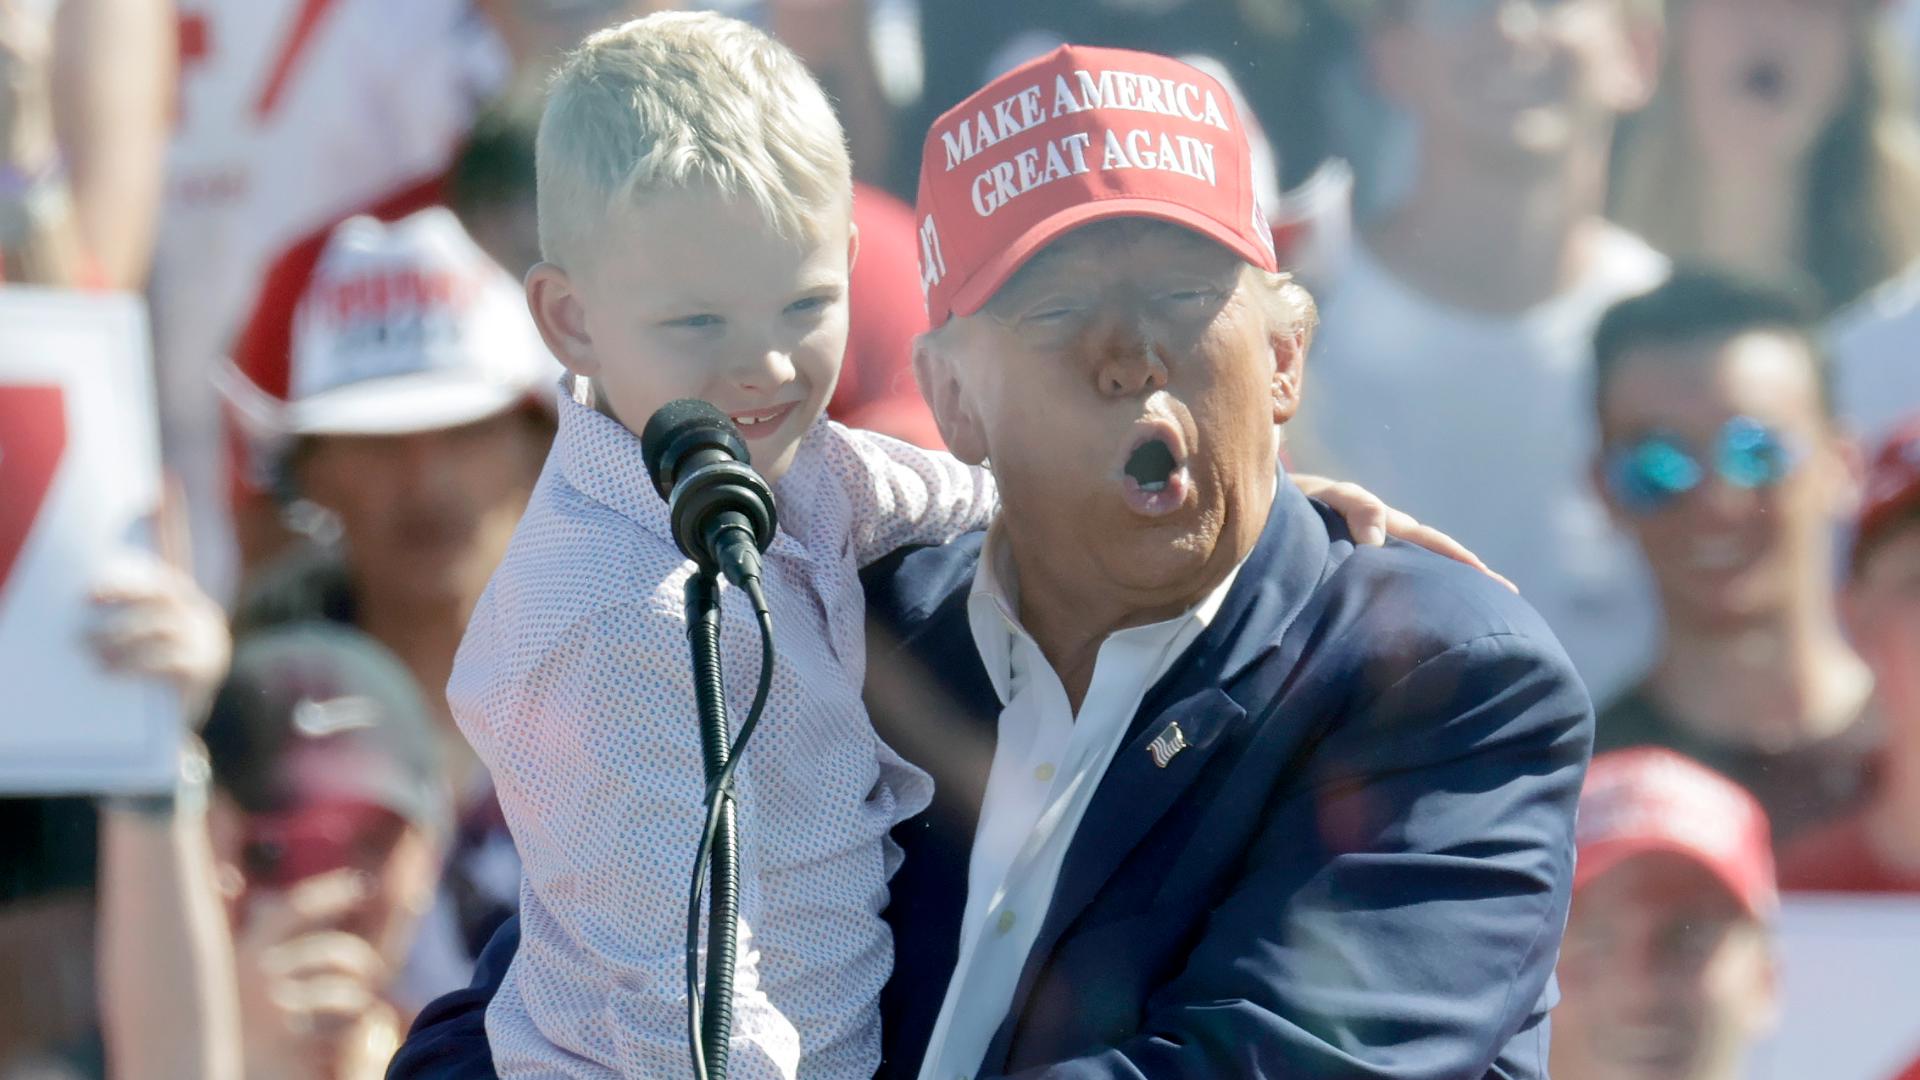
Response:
[221, 207, 557, 439]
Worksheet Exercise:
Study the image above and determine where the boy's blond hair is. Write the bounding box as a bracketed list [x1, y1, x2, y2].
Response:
[535, 12, 851, 270]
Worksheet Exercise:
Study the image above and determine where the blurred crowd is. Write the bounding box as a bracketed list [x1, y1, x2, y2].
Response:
[3, 0, 1920, 1078]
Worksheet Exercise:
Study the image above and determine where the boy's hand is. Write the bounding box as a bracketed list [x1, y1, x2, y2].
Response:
[1293, 474, 1517, 593]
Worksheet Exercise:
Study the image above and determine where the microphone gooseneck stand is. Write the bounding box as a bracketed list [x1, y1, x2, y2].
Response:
[682, 569, 775, 1080]
[684, 571, 739, 1080]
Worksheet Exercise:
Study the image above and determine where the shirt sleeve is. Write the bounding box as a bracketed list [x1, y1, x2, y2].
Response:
[831, 425, 999, 567]
[463, 600, 803, 1080]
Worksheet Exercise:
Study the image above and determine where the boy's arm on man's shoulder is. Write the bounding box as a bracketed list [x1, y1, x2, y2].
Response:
[387, 916, 519, 1079]
[835, 426, 997, 567]
[993, 630, 1592, 1080]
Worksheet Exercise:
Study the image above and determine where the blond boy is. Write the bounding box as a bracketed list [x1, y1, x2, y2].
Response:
[453, 14, 999, 1076]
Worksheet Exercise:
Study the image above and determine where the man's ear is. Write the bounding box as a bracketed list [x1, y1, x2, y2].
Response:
[526, 262, 598, 378]
[1270, 325, 1307, 425]
[912, 330, 989, 465]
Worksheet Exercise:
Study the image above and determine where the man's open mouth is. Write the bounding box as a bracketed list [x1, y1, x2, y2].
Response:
[1125, 438, 1179, 493]
[1117, 423, 1191, 517]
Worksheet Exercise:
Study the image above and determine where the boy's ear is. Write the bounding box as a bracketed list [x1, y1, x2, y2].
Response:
[847, 220, 862, 276]
[912, 331, 988, 465]
[526, 262, 598, 378]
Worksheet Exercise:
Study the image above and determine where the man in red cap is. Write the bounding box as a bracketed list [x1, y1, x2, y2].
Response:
[394, 43, 1589, 1080]
[1551, 748, 1780, 1080]
[1779, 416, 1920, 892]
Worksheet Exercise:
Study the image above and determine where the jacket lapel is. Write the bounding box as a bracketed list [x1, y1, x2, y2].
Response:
[983, 478, 1339, 1069]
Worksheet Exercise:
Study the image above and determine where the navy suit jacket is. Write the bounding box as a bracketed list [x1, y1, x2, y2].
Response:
[389, 480, 1593, 1079]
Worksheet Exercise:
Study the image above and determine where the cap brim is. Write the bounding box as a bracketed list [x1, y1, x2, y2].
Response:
[945, 195, 1278, 322]
[288, 371, 547, 437]
[1576, 836, 1769, 918]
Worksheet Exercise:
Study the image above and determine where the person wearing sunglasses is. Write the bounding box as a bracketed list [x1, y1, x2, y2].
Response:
[1589, 268, 1876, 843]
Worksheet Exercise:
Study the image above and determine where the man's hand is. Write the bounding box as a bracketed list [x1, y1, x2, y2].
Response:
[1292, 473, 1517, 592]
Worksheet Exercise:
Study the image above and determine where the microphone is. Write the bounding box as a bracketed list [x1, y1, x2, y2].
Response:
[640, 400, 778, 592]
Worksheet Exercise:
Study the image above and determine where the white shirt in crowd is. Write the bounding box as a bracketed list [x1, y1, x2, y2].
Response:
[151, 0, 502, 596]
[460, 390, 998, 1079]
[1828, 260, 1920, 446]
[1289, 227, 1668, 706]
[919, 525, 1245, 1080]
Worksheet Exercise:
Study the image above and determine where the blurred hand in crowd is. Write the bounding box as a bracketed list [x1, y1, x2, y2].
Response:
[224, 870, 408, 1080]
[86, 553, 231, 725]
[0, 0, 55, 175]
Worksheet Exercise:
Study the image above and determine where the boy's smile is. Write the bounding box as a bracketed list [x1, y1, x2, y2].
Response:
[527, 186, 856, 482]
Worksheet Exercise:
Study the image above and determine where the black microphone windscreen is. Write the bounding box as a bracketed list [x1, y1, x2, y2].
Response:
[641, 399, 739, 494]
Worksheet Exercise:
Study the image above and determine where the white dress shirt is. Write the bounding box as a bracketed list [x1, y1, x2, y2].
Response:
[918, 525, 1244, 1080]
[458, 390, 998, 1078]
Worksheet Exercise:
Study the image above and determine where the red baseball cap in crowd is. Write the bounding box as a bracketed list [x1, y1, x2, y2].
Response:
[1575, 748, 1777, 919]
[217, 207, 558, 440]
[1853, 414, 1920, 570]
[915, 43, 1279, 326]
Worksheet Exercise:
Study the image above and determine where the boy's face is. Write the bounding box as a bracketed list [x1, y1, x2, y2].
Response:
[531, 189, 853, 483]
[1371, 0, 1657, 164]
[1845, 522, 1920, 716]
[1552, 852, 1776, 1080]
[1595, 331, 1850, 630]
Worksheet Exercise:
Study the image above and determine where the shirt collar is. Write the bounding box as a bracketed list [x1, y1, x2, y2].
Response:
[553, 384, 677, 543]
[965, 517, 1249, 706]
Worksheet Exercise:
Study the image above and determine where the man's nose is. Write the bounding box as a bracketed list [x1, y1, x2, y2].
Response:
[1092, 328, 1170, 398]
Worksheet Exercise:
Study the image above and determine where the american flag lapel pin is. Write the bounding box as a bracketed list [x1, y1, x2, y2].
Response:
[1147, 721, 1190, 769]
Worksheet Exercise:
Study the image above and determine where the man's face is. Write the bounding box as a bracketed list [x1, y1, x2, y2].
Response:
[1596, 331, 1849, 629]
[297, 408, 551, 612]
[1552, 852, 1776, 1080]
[1371, 0, 1657, 162]
[919, 220, 1297, 612]
[532, 189, 851, 483]
[1845, 522, 1920, 720]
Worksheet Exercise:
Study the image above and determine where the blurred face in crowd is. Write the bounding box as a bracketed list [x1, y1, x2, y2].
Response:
[528, 189, 853, 483]
[1845, 519, 1920, 720]
[476, 0, 678, 77]
[1596, 330, 1853, 630]
[1552, 852, 1777, 1080]
[915, 220, 1302, 616]
[1675, 0, 1854, 169]
[295, 407, 552, 614]
[1370, 0, 1659, 163]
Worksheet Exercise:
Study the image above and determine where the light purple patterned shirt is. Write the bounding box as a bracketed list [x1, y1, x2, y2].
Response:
[456, 391, 996, 1078]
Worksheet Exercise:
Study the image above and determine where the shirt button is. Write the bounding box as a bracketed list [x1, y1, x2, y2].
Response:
[1033, 763, 1056, 783]
[997, 909, 1016, 935]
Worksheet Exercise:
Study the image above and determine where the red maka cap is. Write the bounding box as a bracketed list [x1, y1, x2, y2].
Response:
[1576, 748, 1777, 919]
[914, 44, 1279, 326]
[1855, 413, 1920, 568]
